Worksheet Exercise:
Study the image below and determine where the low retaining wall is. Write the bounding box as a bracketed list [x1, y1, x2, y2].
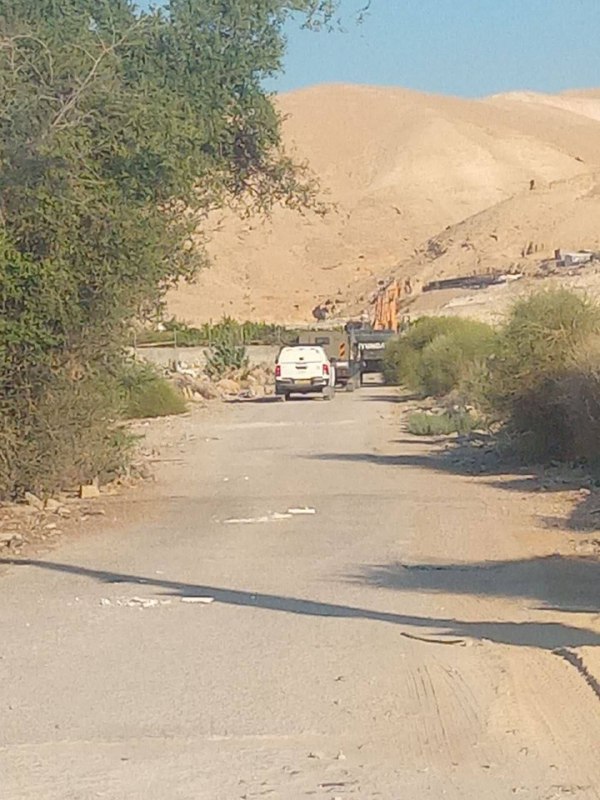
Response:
[132, 344, 280, 369]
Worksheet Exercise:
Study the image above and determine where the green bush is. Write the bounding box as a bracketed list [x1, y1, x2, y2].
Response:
[419, 322, 497, 396]
[484, 290, 600, 461]
[407, 411, 481, 436]
[205, 340, 249, 379]
[383, 316, 497, 395]
[0, 367, 132, 498]
[118, 363, 187, 420]
[382, 338, 421, 387]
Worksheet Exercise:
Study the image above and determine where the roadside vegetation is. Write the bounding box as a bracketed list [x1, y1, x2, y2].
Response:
[0, 0, 337, 499]
[406, 410, 482, 437]
[383, 317, 497, 396]
[385, 290, 600, 465]
[133, 318, 296, 348]
[118, 363, 187, 421]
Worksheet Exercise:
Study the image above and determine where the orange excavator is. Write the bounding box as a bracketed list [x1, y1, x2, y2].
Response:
[371, 276, 414, 331]
[372, 279, 401, 331]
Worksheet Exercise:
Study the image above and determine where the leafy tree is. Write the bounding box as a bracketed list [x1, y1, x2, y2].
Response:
[0, 0, 338, 497]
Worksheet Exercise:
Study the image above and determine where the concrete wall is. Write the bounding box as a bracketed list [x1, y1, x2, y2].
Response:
[132, 345, 280, 370]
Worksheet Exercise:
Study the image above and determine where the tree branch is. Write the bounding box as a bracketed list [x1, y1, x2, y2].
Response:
[50, 21, 143, 132]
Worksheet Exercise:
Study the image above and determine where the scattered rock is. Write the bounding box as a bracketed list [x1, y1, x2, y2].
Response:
[0, 532, 24, 549]
[24, 492, 44, 510]
[80, 483, 100, 500]
[195, 381, 220, 400]
[122, 597, 161, 609]
[216, 378, 241, 396]
[574, 538, 600, 556]
[132, 462, 154, 481]
[45, 498, 63, 513]
[180, 597, 215, 604]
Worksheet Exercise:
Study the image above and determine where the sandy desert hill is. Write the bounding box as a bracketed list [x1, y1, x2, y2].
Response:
[382, 170, 600, 324]
[166, 84, 600, 325]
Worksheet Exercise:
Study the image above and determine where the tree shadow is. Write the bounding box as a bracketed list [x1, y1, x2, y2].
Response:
[353, 555, 600, 615]
[563, 490, 600, 532]
[1, 558, 599, 652]
[307, 449, 516, 477]
[308, 449, 597, 531]
[360, 392, 422, 404]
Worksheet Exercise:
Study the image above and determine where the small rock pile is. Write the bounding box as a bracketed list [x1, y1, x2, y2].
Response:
[169, 364, 275, 404]
[0, 478, 138, 554]
[0, 492, 75, 552]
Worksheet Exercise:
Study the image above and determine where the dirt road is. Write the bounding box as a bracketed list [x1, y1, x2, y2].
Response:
[1, 389, 600, 799]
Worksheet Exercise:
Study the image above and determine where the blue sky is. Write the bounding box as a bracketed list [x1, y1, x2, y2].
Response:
[270, 0, 600, 97]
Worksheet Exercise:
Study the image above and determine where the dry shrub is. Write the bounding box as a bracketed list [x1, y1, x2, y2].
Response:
[485, 291, 600, 462]
[1, 370, 132, 498]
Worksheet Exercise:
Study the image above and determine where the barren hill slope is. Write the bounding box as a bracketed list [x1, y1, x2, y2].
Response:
[394, 171, 600, 288]
[386, 170, 600, 324]
[167, 84, 600, 325]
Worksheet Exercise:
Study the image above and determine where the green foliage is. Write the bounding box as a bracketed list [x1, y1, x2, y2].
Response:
[118, 362, 187, 419]
[407, 411, 482, 437]
[0, 0, 335, 498]
[205, 341, 249, 380]
[418, 321, 497, 396]
[382, 339, 421, 387]
[0, 367, 132, 498]
[383, 316, 497, 396]
[483, 291, 600, 461]
[134, 318, 294, 347]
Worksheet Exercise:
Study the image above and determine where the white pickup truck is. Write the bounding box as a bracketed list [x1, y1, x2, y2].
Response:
[275, 345, 336, 401]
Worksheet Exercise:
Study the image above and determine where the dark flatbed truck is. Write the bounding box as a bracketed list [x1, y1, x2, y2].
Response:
[298, 326, 396, 389]
[297, 330, 361, 391]
[349, 328, 396, 384]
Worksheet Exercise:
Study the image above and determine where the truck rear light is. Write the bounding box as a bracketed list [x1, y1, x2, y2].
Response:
[275, 364, 281, 378]
[323, 363, 330, 376]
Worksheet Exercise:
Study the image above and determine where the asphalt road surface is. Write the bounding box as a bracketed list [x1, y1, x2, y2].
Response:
[1, 389, 600, 799]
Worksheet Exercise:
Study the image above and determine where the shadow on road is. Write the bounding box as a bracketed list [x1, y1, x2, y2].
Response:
[354, 554, 600, 615]
[1, 558, 599, 651]
[309, 450, 600, 533]
[308, 449, 522, 479]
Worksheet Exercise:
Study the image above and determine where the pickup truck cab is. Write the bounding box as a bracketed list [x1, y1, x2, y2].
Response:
[275, 345, 335, 401]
